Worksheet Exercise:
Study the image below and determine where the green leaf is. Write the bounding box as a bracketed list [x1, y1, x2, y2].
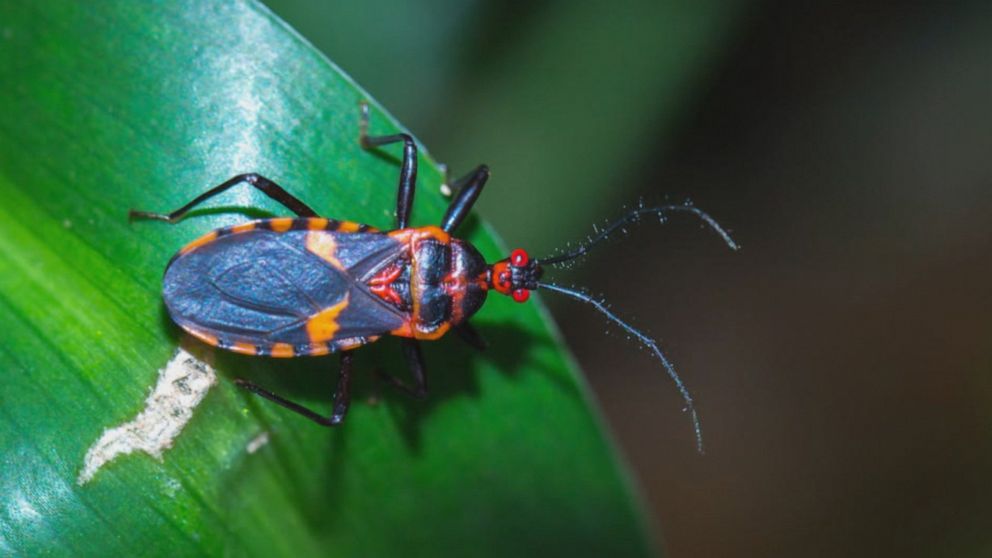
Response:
[0, 1, 653, 556]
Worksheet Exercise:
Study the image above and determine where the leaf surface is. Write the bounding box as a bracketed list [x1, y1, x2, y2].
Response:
[0, 2, 653, 556]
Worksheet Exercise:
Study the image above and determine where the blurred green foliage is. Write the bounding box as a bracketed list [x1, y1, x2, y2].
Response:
[265, 0, 745, 254]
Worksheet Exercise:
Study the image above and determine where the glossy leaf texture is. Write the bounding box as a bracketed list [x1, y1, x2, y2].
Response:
[0, 2, 653, 556]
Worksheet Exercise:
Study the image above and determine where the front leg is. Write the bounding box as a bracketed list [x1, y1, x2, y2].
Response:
[440, 165, 490, 233]
[359, 101, 418, 229]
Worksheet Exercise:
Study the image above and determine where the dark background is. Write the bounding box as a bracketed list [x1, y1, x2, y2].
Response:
[264, 1, 992, 556]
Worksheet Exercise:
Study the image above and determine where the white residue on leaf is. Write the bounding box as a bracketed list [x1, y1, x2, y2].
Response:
[246, 431, 270, 454]
[77, 347, 216, 485]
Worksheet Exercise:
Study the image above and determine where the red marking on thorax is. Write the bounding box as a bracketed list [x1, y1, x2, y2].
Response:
[441, 271, 463, 294]
[443, 271, 468, 324]
[440, 271, 488, 295]
[368, 264, 404, 306]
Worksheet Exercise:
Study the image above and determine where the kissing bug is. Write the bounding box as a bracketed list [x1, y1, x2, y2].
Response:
[130, 102, 737, 451]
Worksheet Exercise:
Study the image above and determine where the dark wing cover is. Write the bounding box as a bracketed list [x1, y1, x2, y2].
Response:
[163, 229, 407, 352]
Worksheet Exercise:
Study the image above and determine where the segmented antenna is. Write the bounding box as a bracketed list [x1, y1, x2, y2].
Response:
[538, 282, 705, 453]
[535, 205, 739, 266]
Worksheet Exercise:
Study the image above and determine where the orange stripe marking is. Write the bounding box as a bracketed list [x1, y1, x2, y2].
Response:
[389, 321, 451, 340]
[307, 218, 329, 230]
[390, 322, 414, 338]
[308, 343, 331, 356]
[231, 222, 257, 234]
[232, 341, 258, 355]
[388, 226, 450, 245]
[269, 343, 295, 358]
[415, 322, 451, 341]
[305, 231, 344, 268]
[187, 329, 220, 347]
[338, 221, 361, 233]
[268, 217, 293, 232]
[179, 231, 218, 254]
[306, 296, 350, 344]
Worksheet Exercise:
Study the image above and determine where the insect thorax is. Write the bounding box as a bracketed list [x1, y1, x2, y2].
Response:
[372, 232, 488, 339]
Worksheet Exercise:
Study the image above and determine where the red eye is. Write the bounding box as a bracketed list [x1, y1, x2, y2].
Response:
[510, 248, 529, 267]
[511, 288, 530, 303]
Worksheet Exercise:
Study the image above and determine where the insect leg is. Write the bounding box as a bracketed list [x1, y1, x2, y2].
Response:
[129, 173, 319, 223]
[233, 351, 354, 426]
[375, 339, 428, 399]
[440, 165, 490, 233]
[454, 322, 488, 351]
[359, 101, 417, 229]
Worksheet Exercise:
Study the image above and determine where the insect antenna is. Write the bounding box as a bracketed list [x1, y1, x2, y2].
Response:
[538, 282, 705, 453]
[535, 204, 739, 267]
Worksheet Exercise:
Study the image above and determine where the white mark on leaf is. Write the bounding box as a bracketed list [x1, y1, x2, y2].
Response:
[77, 348, 216, 485]
[246, 431, 270, 454]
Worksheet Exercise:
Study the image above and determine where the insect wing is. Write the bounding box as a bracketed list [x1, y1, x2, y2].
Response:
[164, 228, 407, 354]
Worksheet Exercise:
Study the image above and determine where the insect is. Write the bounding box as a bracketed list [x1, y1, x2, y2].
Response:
[130, 102, 737, 451]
